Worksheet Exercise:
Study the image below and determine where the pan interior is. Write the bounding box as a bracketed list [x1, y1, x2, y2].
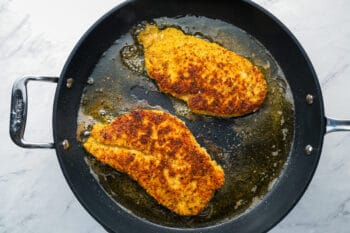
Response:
[76, 16, 294, 227]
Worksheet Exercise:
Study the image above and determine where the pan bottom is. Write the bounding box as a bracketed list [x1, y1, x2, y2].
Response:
[77, 16, 295, 227]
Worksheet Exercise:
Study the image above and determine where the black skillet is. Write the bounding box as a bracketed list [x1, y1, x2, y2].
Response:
[9, 0, 350, 232]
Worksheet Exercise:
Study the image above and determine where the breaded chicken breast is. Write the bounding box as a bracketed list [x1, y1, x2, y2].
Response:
[137, 24, 267, 117]
[83, 109, 224, 216]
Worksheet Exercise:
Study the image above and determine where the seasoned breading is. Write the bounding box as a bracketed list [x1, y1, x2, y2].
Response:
[83, 109, 224, 216]
[137, 24, 267, 117]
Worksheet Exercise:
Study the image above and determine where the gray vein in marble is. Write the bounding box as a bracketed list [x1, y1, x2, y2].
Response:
[321, 63, 349, 87]
[1, 36, 29, 59]
[1, 214, 36, 233]
[0, 15, 29, 42]
[333, 198, 350, 218]
[330, 159, 345, 172]
[334, 135, 350, 148]
[18, 214, 36, 227]
[0, 169, 30, 183]
[0, 0, 12, 13]
[277, 217, 328, 229]
[62, 199, 75, 215]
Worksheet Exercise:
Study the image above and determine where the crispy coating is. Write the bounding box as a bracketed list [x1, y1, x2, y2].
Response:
[137, 24, 267, 117]
[83, 109, 224, 216]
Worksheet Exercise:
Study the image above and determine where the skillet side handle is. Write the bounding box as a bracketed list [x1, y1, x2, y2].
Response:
[10, 76, 58, 148]
[326, 118, 350, 134]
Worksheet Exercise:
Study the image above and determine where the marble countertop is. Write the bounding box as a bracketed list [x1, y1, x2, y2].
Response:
[1, 0, 350, 232]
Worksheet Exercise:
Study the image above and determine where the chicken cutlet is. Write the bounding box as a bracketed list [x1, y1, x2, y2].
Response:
[83, 109, 224, 216]
[137, 24, 267, 117]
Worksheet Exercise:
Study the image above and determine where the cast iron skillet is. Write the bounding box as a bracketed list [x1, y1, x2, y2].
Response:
[9, 0, 350, 232]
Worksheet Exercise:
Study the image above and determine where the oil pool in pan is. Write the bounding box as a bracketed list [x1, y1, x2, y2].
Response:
[77, 16, 295, 227]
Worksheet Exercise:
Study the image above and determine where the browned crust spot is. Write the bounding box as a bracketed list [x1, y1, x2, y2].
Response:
[137, 24, 267, 117]
[84, 109, 225, 216]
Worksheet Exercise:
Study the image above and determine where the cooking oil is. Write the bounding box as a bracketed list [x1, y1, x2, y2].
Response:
[77, 16, 294, 227]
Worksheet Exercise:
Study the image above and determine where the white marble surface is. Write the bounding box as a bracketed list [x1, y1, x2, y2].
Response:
[1, 0, 350, 232]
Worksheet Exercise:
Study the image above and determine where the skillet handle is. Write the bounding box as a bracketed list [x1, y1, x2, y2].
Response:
[10, 76, 58, 148]
[326, 117, 350, 134]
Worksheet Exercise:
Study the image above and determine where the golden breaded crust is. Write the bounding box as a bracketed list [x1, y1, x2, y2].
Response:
[84, 109, 224, 216]
[137, 24, 267, 117]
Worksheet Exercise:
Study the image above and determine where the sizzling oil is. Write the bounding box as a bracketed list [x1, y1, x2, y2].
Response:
[77, 16, 295, 227]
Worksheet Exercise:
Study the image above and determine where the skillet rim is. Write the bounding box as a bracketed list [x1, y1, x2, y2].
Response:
[53, 0, 325, 232]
